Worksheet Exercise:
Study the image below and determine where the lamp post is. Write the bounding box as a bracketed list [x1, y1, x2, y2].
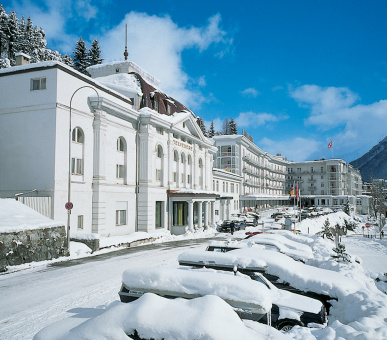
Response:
[67, 86, 99, 254]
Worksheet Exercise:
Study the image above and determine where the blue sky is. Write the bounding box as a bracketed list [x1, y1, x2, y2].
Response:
[4, 0, 387, 162]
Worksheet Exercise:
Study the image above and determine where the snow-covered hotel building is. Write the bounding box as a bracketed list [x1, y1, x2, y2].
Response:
[0, 58, 225, 237]
[212, 133, 289, 211]
[285, 159, 363, 209]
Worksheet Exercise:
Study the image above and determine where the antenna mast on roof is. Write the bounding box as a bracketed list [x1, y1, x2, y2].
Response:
[124, 24, 129, 60]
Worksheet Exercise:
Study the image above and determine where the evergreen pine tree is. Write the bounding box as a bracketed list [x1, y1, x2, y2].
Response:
[316, 218, 334, 240]
[331, 243, 351, 262]
[208, 121, 215, 138]
[222, 118, 230, 135]
[343, 198, 350, 215]
[0, 5, 9, 59]
[7, 11, 18, 61]
[73, 37, 90, 75]
[88, 39, 102, 66]
[229, 118, 238, 134]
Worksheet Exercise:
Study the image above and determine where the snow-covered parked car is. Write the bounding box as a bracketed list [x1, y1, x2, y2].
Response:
[119, 266, 271, 324]
[34, 293, 288, 340]
[119, 266, 327, 332]
[178, 246, 359, 313]
[206, 232, 313, 262]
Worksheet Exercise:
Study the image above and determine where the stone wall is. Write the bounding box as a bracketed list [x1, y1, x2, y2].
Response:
[0, 225, 68, 272]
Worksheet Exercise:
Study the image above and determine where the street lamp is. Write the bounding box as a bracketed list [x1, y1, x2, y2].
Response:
[67, 86, 100, 254]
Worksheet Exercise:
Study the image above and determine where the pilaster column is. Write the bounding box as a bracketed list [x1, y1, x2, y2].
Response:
[204, 201, 209, 228]
[188, 200, 194, 231]
[211, 202, 216, 226]
[198, 201, 203, 228]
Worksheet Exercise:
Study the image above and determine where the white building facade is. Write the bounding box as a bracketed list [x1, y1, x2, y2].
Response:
[286, 159, 363, 210]
[212, 132, 289, 211]
[0, 60, 219, 237]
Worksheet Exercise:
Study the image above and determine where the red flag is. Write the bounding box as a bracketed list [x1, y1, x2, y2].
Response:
[295, 184, 299, 200]
[328, 141, 332, 149]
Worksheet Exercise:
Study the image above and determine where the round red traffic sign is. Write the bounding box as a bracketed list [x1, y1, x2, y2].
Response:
[366, 223, 370, 228]
[65, 202, 73, 210]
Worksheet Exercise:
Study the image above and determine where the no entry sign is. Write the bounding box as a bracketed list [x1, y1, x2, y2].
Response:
[366, 223, 370, 228]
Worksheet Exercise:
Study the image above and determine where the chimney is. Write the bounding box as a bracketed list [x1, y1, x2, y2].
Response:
[15, 52, 30, 66]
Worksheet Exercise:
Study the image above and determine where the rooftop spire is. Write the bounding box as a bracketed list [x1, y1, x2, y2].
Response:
[124, 24, 129, 60]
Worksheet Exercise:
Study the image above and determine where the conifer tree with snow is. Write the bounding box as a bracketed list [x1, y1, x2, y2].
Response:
[222, 118, 230, 135]
[208, 121, 216, 138]
[331, 243, 351, 262]
[316, 218, 334, 240]
[88, 39, 102, 66]
[229, 118, 238, 134]
[197, 117, 208, 137]
[0, 6, 67, 68]
[73, 37, 90, 75]
[343, 198, 350, 215]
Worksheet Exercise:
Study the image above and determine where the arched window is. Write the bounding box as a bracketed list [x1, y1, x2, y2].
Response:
[117, 137, 125, 152]
[71, 127, 84, 176]
[181, 153, 185, 164]
[157, 145, 163, 158]
[156, 145, 164, 185]
[116, 137, 127, 182]
[188, 155, 192, 165]
[72, 127, 84, 143]
[173, 150, 179, 185]
[174, 150, 179, 162]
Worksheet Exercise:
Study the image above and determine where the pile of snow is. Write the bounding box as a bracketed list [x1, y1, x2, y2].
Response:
[0, 199, 63, 232]
[33, 294, 289, 340]
[296, 211, 355, 235]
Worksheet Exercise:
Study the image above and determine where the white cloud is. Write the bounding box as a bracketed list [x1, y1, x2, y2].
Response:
[259, 137, 321, 162]
[289, 84, 387, 160]
[235, 111, 287, 128]
[241, 87, 259, 97]
[75, 0, 98, 21]
[98, 12, 230, 108]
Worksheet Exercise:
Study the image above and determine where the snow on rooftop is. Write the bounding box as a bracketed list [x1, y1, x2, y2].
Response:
[0, 199, 63, 233]
[94, 73, 142, 98]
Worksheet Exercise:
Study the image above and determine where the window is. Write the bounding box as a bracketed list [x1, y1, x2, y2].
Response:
[72, 127, 84, 143]
[231, 183, 235, 193]
[116, 164, 124, 179]
[116, 210, 127, 225]
[181, 174, 184, 184]
[157, 145, 163, 158]
[188, 174, 191, 184]
[321, 183, 324, 187]
[153, 96, 159, 112]
[174, 151, 179, 162]
[167, 104, 171, 114]
[155, 201, 164, 228]
[173, 172, 177, 182]
[77, 215, 83, 229]
[188, 155, 192, 165]
[71, 158, 83, 175]
[321, 190, 324, 195]
[30, 77, 46, 91]
[117, 137, 125, 151]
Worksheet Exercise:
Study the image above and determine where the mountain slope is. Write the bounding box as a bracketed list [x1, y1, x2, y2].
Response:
[350, 136, 387, 182]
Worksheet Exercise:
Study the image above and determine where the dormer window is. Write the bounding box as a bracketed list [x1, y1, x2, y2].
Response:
[167, 104, 171, 114]
[153, 94, 159, 112]
[116, 68, 119, 73]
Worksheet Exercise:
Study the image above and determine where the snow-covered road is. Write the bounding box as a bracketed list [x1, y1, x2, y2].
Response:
[0, 239, 209, 340]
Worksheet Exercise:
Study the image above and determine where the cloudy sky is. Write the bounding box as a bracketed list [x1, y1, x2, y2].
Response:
[4, 0, 387, 162]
